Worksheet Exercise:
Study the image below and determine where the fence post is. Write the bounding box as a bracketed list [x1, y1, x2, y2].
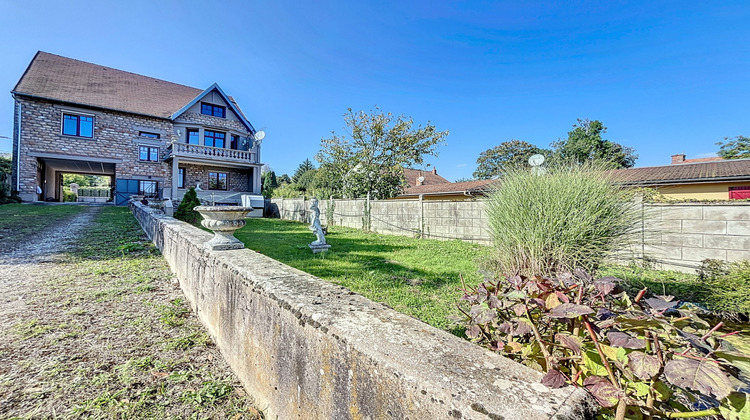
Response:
[364, 193, 371, 231]
[419, 194, 424, 239]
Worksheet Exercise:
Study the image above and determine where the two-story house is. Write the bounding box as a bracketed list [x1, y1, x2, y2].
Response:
[10, 51, 265, 205]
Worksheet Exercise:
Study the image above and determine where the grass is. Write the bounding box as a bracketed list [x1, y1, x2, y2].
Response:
[237, 218, 748, 347]
[236, 218, 489, 331]
[0, 206, 262, 419]
[0, 203, 85, 245]
[599, 264, 705, 303]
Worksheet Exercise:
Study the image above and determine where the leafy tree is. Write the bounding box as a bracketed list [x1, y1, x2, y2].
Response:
[0, 156, 18, 204]
[309, 166, 337, 198]
[174, 187, 202, 225]
[0, 156, 11, 175]
[473, 140, 549, 179]
[295, 169, 316, 191]
[716, 135, 750, 159]
[278, 174, 291, 185]
[271, 183, 305, 198]
[292, 159, 316, 183]
[261, 171, 278, 198]
[316, 107, 448, 199]
[62, 173, 93, 187]
[552, 119, 637, 169]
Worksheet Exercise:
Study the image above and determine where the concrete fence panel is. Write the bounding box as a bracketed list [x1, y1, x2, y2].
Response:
[269, 199, 750, 273]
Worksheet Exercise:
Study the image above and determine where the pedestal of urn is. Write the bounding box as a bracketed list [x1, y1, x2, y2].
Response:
[194, 206, 252, 251]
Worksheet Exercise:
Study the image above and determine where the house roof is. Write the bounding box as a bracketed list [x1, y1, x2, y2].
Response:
[675, 156, 724, 164]
[401, 178, 497, 197]
[402, 168, 451, 188]
[11, 51, 240, 120]
[609, 159, 750, 185]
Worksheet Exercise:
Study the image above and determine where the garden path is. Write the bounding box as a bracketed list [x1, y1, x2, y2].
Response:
[0, 206, 99, 329]
[0, 205, 260, 418]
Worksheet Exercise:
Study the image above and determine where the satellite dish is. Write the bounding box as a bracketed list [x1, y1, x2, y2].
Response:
[254, 131, 266, 141]
[528, 154, 545, 167]
[417, 176, 425, 183]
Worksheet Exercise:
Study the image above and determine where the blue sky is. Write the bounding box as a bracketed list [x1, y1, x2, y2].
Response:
[1, 1, 748, 181]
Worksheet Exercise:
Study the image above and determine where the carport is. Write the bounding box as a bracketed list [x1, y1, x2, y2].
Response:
[30, 152, 118, 202]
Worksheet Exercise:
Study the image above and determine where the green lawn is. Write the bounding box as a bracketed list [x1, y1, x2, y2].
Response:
[237, 218, 749, 331]
[598, 264, 704, 302]
[0, 203, 85, 245]
[236, 219, 489, 331]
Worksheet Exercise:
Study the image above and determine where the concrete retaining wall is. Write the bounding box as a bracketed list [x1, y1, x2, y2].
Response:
[130, 201, 594, 419]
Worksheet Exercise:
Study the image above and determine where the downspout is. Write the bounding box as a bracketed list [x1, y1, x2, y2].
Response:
[15, 100, 22, 192]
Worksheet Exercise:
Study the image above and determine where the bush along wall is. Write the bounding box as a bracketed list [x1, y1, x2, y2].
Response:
[458, 270, 749, 419]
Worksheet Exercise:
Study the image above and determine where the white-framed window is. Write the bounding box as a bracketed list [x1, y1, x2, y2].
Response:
[62, 112, 94, 137]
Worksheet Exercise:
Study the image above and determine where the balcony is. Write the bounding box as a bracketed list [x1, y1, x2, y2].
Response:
[165, 142, 257, 165]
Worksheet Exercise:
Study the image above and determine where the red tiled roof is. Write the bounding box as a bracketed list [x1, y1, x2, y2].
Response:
[402, 168, 450, 188]
[12, 51, 203, 119]
[401, 178, 497, 196]
[609, 159, 750, 185]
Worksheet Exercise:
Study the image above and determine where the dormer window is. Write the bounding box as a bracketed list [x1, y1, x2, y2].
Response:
[201, 103, 225, 118]
[62, 113, 94, 138]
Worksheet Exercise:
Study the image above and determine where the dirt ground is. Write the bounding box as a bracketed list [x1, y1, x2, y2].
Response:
[0, 205, 262, 419]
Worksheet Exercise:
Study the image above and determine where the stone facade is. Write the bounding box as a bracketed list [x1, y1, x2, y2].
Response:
[182, 164, 252, 192]
[12, 95, 262, 203]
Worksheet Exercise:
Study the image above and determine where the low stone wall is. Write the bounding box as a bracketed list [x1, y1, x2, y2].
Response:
[130, 201, 594, 419]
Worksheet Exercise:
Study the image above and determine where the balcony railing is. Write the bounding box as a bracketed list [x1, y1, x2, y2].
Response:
[166, 142, 257, 164]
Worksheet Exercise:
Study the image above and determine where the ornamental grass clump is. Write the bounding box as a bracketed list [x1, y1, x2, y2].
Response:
[485, 163, 640, 277]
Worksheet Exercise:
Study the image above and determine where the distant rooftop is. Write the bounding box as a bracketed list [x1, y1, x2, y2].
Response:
[401, 178, 497, 197]
[610, 158, 750, 185]
[402, 167, 450, 189]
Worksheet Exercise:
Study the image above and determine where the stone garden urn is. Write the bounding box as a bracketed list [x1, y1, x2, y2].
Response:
[194, 206, 252, 251]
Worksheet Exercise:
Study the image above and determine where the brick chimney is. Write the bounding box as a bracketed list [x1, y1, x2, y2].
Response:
[671, 154, 686, 164]
[432, 167, 437, 175]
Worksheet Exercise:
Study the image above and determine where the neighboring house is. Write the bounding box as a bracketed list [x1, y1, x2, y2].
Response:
[10, 51, 264, 205]
[610, 155, 750, 200]
[402, 167, 450, 189]
[396, 176, 497, 200]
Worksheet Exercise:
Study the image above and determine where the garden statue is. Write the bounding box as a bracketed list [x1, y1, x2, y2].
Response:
[308, 198, 330, 253]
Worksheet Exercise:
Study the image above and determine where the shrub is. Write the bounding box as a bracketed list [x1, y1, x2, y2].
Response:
[459, 271, 748, 419]
[485, 163, 639, 276]
[174, 187, 202, 225]
[699, 259, 750, 316]
[63, 189, 77, 202]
